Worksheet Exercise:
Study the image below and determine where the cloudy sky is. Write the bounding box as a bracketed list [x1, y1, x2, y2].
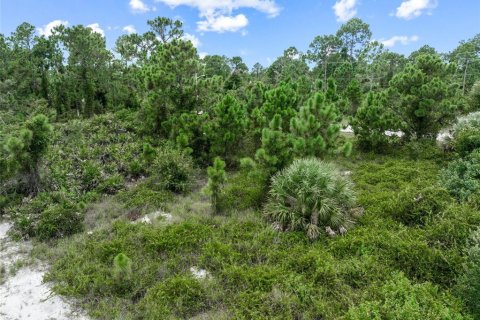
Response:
[1, 0, 479, 66]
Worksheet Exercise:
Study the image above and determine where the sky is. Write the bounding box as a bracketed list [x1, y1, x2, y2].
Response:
[0, 0, 479, 67]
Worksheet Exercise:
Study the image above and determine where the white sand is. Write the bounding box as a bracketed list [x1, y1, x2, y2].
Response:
[0, 221, 89, 320]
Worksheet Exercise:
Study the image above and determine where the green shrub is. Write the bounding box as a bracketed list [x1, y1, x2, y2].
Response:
[218, 168, 269, 212]
[452, 126, 480, 156]
[96, 173, 125, 195]
[80, 160, 102, 192]
[112, 253, 132, 293]
[116, 181, 172, 211]
[457, 228, 480, 319]
[425, 204, 480, 250]
[9, 191, 83, 240]
[140, 275, 209, 319]
[127, 159, 143, 178]
[403, 138, 444, 160]
[149, 147, 194, 193]
[388, 186, 453, 226]
[264, 158, 356, 240]
[440, 150, 480, 201]
[345, 272, 468, 320]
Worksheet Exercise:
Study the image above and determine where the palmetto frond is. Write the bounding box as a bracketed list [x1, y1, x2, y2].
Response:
[264, 158, 356, 239]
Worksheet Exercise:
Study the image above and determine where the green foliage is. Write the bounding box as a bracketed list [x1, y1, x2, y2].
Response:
[44, 154, 477, 319]
[218, 162, 269, 212]
[351, 92, 403, 151]
[141, 275, 208, 319]
[2, 17, 480, 320]
[390, 53, 457, 139]
[251, 82, 299, 133]
[469, 81, 480, 111]
[457, 228, 480, 318]
[265, 158, 356, 239]
[206, 157, 226, 214]
[345, 272, 468, 320]
[440, 150, 480, 201]
[345, 79, 362, 114]
[255, 114, 293, 174]
[112, 253, 132, 292]
[141, 39, 200, 134]
[149, 147, 194, 193]
[8, 191, 83, 240]
[425, 203, 480, 250]
[290, 92, 351, 159]
[4, 114, 53, 194]
[388, 186, 453, 226]
[206, 95, 248, 161]
[141, 142, 156, 165]
[453, 126, 480, 156]
[80, 160, 102, 192]
[403, 138, 444, 160]
[116, 181, 171, 211]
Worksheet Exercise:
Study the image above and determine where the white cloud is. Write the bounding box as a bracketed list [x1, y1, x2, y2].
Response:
[154, 0, 280, 33]
[197, 14, 248, 33]
[123, 25, 137, 34]
[130, 0, 151, 13]
[381, 35, 419, 47]
[37, 20, 69, 37]
[395, 0, 437, 19]
[182, 32, 201, 47]
[333, 0, 358, 22]
[199, 51, 208, 59]
[87, 23, 105, 37]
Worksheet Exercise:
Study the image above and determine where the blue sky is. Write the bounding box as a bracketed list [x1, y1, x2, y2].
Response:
[1, 0, 479, 66]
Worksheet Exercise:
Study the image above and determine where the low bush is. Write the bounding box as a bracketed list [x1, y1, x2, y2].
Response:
[149, 147, 194, 193]
[80, 160, 103, 192]
[140, 275, 209, 319]
[425, 204, 480, 250]
[452, 126, 480, 156]
[116, 181, 172, 212]
[264, 158, 356, 239]
[9, 191, 83, 240]
[218, 168, 269, 212]
[96, 173, 125, 195]
[403, 138, 444, 161]
[388, 186, 453, 226]
[457, 228, 480, 319]
[440, 150, 480, 201]
[345, 272, 468, 320]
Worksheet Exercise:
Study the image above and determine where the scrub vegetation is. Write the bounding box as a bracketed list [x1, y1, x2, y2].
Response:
[1, 16, 480, 319]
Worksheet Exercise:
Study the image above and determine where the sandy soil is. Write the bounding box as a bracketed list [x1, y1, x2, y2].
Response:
[0, 221, 89, 320]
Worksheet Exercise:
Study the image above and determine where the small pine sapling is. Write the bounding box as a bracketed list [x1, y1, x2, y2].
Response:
[206, 157, 226, 214]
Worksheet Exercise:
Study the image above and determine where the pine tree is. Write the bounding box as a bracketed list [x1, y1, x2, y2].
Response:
[252, 82, 299, 132]
[255, 114, 293, 174]
[390, 53, 456, 138]
[290, 92, 350, 158]
[4, 114, 53, 194]
[206, 157, 226, 215]
[141, 39, 200, 135]
[351, 92, 403, 151]
[206, 95, 248, 162]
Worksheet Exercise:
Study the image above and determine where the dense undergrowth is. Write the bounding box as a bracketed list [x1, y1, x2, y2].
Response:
[29, 146, 475, 319]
